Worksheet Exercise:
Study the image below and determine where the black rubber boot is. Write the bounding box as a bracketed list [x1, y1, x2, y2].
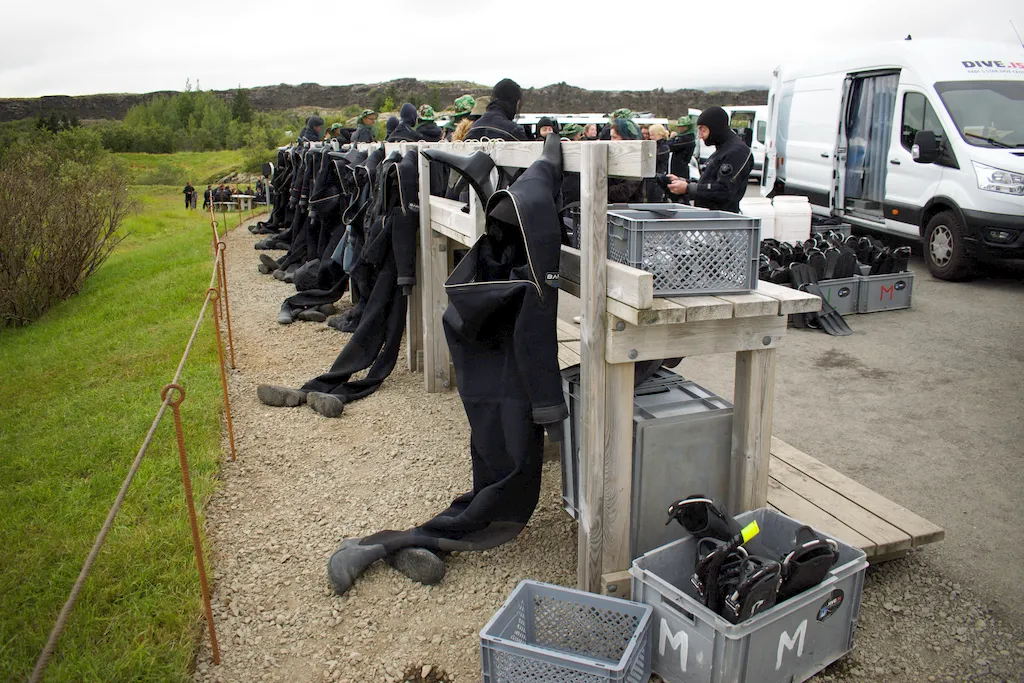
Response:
[260, 254, 280, 271]
[296, 309, 328, 323]
[327, 540, 387, 595]
[256, 384, 307, 407]
[318, 303, 338, 316]
[278, 303, 294, 325]
[666, 495, 742, 541]
[273, 269, 288, 281]
[307, 392, 344, 418]
[257, 263, 271, 275]
[385, 548, 446, 585]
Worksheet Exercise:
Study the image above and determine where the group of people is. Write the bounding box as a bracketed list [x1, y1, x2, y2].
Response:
[183, 180, 266, 211]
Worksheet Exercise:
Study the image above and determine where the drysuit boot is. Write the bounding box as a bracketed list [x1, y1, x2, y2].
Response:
[326, 135, 568, 595]
[666, 495, 742, 541]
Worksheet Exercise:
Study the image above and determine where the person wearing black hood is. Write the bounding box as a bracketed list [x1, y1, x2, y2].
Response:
[387, 103, 425, 142]
[301, 115, 325, 142]
[535, 116, 557, 139]
[465, 78, 527, 141]
[667, 106, 752, 213]
[385, 116, 399, 139]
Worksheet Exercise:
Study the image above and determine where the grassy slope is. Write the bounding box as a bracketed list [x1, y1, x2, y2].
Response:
[0, 186, 234, 681]
[117, 150, 245, 186]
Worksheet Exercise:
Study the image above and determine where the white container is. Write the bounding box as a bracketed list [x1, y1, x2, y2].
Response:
[772, 195, 812, 244]
[740, 198, 776, 240]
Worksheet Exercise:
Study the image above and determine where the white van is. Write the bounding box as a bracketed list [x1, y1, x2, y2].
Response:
[763, 39, 1024, 280]
[697, 105, 769, 179]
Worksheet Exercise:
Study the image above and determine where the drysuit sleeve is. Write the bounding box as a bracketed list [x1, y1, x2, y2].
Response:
[685, 146, 752, 204]
[513, 284, 569, 441]
[391, 211, 418, 293]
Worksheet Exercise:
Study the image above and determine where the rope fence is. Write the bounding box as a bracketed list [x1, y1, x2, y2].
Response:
[28, 200, 264, 682]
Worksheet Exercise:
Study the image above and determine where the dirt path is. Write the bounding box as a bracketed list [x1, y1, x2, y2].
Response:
[191, 218, 1024, 683]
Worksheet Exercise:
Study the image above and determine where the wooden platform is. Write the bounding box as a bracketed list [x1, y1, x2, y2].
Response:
[768, 437, 944, 561]
[556, 320, 943, 563]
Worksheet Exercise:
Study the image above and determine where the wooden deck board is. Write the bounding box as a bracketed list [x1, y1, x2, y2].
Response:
[767, 478, 877, 554]
[769, 457, 912, 555]
[771, 438, 945, 547]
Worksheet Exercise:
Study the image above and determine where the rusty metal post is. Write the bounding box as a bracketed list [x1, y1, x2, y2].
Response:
[206, 288, 237, 462]
[160, 383, 221, 666]
[216, 242, 235, 369]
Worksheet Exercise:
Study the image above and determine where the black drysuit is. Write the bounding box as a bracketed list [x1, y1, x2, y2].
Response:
[352, 125, 376, 144]
[299, 150, 418, 402]
[668, 132, 696, 178]
[681, 110, 753, 213]
[415, 121, 443, 142]
[464, 99, 527, 142]
[340, 134, 567, 567]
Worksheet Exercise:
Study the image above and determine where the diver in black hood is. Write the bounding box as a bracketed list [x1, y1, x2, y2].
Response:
[666, 106, 752, 213]
[465, 78, 527, 141]
[387, 103, 425, 142]
[301, 115, 325, 142]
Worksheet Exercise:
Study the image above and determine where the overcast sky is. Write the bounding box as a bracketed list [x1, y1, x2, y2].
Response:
[0, 0, 1020, 98]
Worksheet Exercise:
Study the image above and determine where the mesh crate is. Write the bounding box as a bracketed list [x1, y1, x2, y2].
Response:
[481, 580, 653, 683]
[607, 207, 760, 295]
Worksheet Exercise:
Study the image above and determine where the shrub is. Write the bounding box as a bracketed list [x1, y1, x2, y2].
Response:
[0, 129, 135, 327]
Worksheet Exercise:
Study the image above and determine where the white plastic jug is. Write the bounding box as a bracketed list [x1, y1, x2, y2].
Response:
[740, 198, 776, 241]
[772, 195, 812, 244]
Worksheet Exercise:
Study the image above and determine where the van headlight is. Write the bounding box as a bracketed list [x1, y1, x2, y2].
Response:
[973, 162, 1024, 195]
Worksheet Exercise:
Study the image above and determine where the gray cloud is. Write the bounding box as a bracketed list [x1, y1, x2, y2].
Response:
[0, 0, 1020, 97]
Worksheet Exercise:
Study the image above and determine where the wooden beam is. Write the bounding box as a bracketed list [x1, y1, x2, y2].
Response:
[602, 362, 634, 578]
[418, 154, 452, 393]
[755, 281, 822, 315]
[730, 349, 777, 513]
[406, 248, 423, 372]
[770, 437, 945, 547]
[376, 140, 655, 178]
[557, 342, 581, 370]
[429, 196, 475, 242]
[559, 246, 654, 310]
[717, 292, 780, 318]
[769, 457, 912, 555]
[578, 142, 609, 594]
[601, 570, 633, 599]
[605, 315, 787, 364]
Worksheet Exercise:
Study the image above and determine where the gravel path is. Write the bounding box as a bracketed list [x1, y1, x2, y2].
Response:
[191, 218, 1024, 683]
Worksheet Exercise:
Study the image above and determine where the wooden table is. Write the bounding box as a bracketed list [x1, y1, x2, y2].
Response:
[231, 194, 253, 212]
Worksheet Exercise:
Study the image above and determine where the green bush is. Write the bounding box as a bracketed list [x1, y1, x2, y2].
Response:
[0, 128, 135, 326]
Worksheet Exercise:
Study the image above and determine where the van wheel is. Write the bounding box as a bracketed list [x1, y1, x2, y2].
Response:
[924, 211, 975, 281]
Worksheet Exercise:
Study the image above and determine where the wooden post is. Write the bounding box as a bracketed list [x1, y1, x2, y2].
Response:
[730, 348, 778, 513]
[602, 360, 635, 575]
[407, 254, 423, 372]
[417, 152, 452, 392]
[577, 142, 609, 593]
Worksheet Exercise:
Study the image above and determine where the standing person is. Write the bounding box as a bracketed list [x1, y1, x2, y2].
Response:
[385, 116, 399, 139]
[465, 79, 527, 141]
[559, 123, 584, 141]
[387, 104, 424, 142]
[301, 115, 325, 142]
[535, 116, 557, 139]
[666, 106, 753, 213]
[351, 109, 377, 143]
[646, 124, 671, 202]
[415, 105, 443, 142]
[183, 181, 195, 209]
[203, 185, 212, 210]
[583, 123, 599, 140]
[607, 119, 644, 203]
[641, 125, 651, 140]
[668, 115, 697, 178]
[441, 95, 475, 140]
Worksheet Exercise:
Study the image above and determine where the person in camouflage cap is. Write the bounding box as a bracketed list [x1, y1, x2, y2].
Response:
[559, 123, 584, 141]
[609, 108, 640, 138]
[676, 114, 696, 133]
[352, 109, 377, 143]
[442, 95, 477, 137]
[416, 104, 443, 142]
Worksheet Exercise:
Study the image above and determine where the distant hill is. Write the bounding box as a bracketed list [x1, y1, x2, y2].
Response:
[0, 79, 768, 123]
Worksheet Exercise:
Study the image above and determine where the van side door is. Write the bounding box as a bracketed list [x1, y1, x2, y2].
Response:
[883, 89, 949, 237]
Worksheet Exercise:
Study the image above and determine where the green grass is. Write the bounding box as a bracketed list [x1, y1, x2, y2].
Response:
[0, 184, 240, 681]
[116, 150, 245, 186]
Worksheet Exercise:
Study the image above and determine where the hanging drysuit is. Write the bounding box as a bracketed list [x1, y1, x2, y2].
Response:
[326, 133, 568, 595]
[296, 150, 419, 401]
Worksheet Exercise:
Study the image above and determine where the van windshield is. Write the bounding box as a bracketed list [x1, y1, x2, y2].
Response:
[935, 80, 1024, 148]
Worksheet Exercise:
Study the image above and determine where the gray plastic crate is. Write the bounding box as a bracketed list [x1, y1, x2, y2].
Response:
[815, 276, 859, 316]
[630, 508, 868, 683]
[560, 367, 734, 558]
[607, 206, 760, 296]
[480, 580, 653, 683]
[857, 271, 914, 313]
